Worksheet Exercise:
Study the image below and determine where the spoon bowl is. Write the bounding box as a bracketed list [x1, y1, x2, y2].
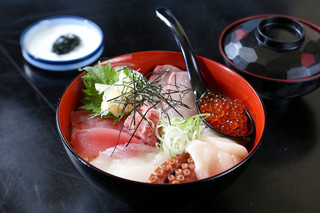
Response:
[156, 7, 255, 141]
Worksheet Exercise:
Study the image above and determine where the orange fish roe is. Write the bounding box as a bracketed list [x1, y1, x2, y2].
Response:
[198, 92, 249, 137]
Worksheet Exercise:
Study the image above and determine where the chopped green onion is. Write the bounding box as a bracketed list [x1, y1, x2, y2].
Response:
[156, 113, 210, 157]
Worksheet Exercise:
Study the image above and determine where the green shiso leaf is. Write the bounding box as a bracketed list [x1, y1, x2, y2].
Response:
[79, 61, 120, 116]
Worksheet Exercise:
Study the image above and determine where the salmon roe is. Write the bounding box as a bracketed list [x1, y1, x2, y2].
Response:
[198, 92, 249, 137]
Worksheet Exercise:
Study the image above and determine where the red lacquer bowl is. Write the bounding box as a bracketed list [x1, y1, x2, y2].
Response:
[56, 51, 265, 209]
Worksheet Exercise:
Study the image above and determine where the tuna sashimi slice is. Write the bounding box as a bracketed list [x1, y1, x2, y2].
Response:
[149, 65, 197, 118]
[165, 71, 198, 118]
[124, 103, 160, 146]
[71, 128, 142, 159]
[71, 110, 125, 130]
[148, 65, 182, 85]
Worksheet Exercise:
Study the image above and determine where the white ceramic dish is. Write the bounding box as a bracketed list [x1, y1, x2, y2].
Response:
[20, 16, 104, 71]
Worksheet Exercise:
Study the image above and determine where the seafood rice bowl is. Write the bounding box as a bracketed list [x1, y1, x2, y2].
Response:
[56, 51, 265, 207]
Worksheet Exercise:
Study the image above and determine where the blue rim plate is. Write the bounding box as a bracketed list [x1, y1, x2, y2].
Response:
[20, 15, 104, 71]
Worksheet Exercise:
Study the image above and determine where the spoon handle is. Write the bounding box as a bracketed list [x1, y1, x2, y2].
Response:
[156, 7, 208, 99]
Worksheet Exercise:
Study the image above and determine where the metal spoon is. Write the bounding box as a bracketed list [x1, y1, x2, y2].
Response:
[156, 7, 255, 141]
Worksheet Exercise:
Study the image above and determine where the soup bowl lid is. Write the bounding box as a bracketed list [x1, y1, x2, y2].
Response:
[220, 15, 320, 80]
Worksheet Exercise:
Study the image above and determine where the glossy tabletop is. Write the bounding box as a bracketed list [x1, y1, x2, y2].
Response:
[1, 0, 320, 212]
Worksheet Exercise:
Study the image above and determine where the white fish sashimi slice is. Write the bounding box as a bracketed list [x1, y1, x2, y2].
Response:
[200, 127, 248, 158]
[186, 140, 245, 180]
[90, 144, 162, 182]
[99, 143, 155, 159]
[217, 150, 238, 171]
[185, 125, 249, 180]
[185, 140, 219, 179]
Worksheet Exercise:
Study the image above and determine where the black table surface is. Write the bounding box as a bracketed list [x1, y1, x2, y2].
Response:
[1, 0, 320, 212]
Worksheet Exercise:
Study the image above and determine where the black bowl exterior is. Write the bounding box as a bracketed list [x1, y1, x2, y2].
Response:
[224, 59, 320, 100]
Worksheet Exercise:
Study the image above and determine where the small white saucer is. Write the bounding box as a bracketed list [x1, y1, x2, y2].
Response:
[20, 16, 104, 71]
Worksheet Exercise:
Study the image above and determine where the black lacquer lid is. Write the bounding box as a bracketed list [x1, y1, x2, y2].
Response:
[220, 15, 320, 80]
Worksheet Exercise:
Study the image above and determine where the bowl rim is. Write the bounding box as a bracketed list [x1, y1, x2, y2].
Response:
[56, 50, 265, 186]
[20, 15, 104, 69]
[219, 14, 320, 83]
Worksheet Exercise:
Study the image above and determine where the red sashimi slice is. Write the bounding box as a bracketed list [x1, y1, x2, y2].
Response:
[71, 127, 142, 159]
[71, 110, 125, 130]
[166, 71, 197, 118]
[124, 102, 160, 146]
[148, 65, 197, 118]
[148, 65, 183, 86]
